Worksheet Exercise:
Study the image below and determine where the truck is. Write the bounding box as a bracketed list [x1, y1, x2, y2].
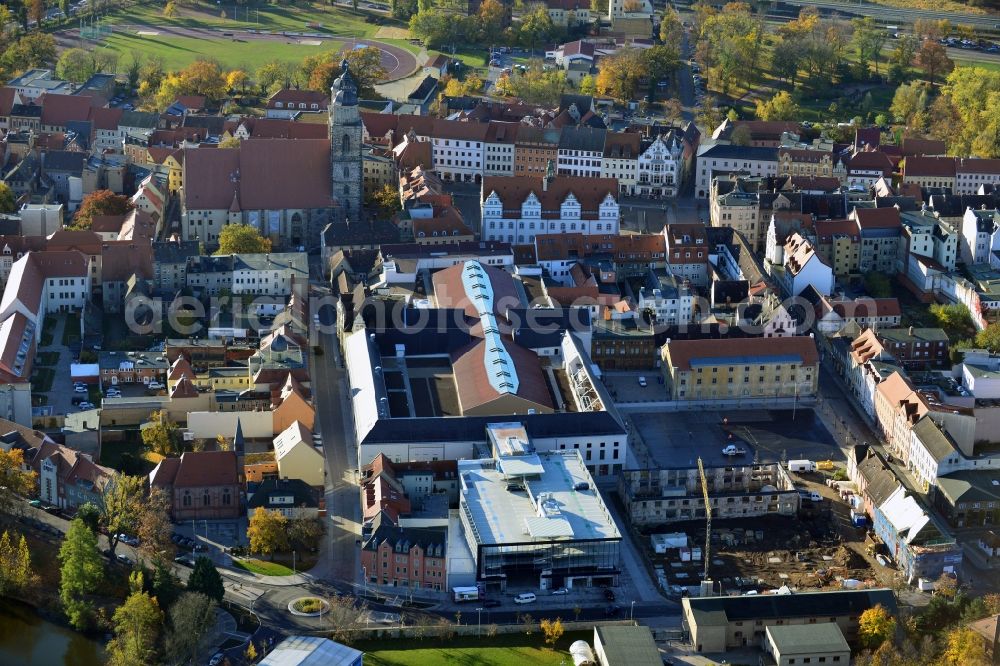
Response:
[788, 460, 817, 473]
[452, 586, 480, 602]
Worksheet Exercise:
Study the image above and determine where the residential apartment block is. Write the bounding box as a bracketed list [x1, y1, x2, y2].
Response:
[661, 336, 819, 402]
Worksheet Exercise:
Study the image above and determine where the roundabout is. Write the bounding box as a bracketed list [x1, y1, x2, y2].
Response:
[288, 596, 329, 617]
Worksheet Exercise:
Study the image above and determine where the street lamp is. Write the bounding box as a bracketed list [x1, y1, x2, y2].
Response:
[477, 607, 483, 637]
[630, 600, 636, 621]
[362, 566, 367, 600]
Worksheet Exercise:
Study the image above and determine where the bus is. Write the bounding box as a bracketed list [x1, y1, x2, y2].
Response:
[452, 586, 480, 602]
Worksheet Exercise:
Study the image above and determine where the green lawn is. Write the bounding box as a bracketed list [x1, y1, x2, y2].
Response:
[233, 558, 296, 576]
[357, 631, 592, 666]
[101, 1, 385, 38]
[92, 30, 342, 71]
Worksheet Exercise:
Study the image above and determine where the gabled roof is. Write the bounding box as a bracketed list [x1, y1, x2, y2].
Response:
[904, 156, 956, 178]
[173, 450, 238, 487]
[665, 336, 818, 371]
[482, 175, 618, 219]
[40, 94, 92, 127]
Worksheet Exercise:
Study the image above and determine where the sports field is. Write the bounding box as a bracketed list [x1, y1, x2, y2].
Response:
[92, 30, 342, 71]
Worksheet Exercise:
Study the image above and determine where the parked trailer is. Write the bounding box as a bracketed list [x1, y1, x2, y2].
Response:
[453, 586, 480, 602]
[788, 460, 817, 473]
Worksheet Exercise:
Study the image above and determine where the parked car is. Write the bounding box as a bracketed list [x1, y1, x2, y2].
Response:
[116, 553, 133, 565]
[174, 554, 194, 567]
[147, 381, 164, 390]
[73, 385, 87, 393]
[105, 389, 121, 398]
[551, 587, 569, 595]
[209, 653, 225, 666]
[77, 402, 95, 410]
[638, 376, 647, 387]
[513, 592, 536, 604]
[722, 444, 747, 456]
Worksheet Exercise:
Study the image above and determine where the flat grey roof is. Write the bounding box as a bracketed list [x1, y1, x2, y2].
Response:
[459, 451, 620, 547]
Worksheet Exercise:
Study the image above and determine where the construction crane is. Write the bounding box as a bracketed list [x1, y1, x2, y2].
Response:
[697, 456, 712, 584]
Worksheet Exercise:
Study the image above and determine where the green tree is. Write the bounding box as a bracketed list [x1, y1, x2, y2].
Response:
[645, 44, 680, 83]
[247, 507, 289, 558]
[518, 6, 554, 50]
[890, 81, 930, 127]
[256, 60, 287, 94]
[410, 10, 463, 50]
[660, 7, 683, 45]
[55, 47, 95, 83]
[858, 604, 896, 649]
[851, 17, 888, 78]
[100, 473, 145, 556]
[58, 518, 104, 630]
[288, 518, 324, 552]
[106, 590, 162, 666]
[367, 183, 401, 218]
[165, 592, 217, 665]
[0, 182, 15, 213]
[929, 303, 977, 342]
[0, 448, 36, 516]
[596, 47, 649, 103]
[474, 0, 505, 45]
[187, 556, 224, 602]
[863, 271, 892, 298]
[579, 74, 596, 95]
[76, 502, 101, 533]
[755, 91, 799, 121]
[215, 223, 272, 255]
[150, 559, 181, 609]
[509, 64, 568, 106]
[976, 322, 1000, 353]
[141, 410, 181, 456]
[0, 531, 34, 595]
[72, 190, 133, 230]
[891, 34, 919, 70]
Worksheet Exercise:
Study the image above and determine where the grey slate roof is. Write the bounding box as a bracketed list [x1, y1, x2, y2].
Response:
[911, 415, 957, 462]
[43, 150, 86, 174]
[686, 589, 897, 625]
[558, 126, 606, 152]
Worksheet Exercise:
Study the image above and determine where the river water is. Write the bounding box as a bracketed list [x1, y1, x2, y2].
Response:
[0, 598, 104, 666]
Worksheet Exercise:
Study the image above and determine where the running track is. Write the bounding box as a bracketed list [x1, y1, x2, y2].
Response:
[53, 24, 418, 81]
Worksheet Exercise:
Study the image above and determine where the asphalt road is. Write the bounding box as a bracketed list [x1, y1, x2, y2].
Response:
[780, 0, 1000, 31]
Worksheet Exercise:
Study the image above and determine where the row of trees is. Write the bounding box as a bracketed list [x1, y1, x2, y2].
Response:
[409, 0, 572, 51]
[577, 45, 678, 104]
[855, 590, 1000, 665]
[247, 506, 324, 558]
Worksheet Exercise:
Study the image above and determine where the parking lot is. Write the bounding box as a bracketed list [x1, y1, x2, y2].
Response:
[631, 408, 844, 468]
[603, 370, 668, 403]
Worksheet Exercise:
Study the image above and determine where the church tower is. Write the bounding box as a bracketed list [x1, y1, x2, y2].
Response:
[329, 59, 363, 221]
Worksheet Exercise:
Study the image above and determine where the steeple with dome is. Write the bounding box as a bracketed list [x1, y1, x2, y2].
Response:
[329, 59, 363, 221]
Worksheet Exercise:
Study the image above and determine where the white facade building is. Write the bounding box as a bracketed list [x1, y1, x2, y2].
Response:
[636, 134, 683, 198]
[481, 175, 620, 245]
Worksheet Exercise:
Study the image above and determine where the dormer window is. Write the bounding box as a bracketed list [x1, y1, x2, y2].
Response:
[275, 102, 283, 108]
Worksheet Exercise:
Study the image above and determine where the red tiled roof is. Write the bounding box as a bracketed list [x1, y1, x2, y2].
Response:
[562, 40, 595, 58]
[431, 261, 520, 320]
[901, 137, 947, 157]
[183, 139, 334, 211]
[853, 207, 901, 229]
[904, 156, 956, 178]
[173, 450, 238, 487]
[482, 175, 618, 220]
[40, 94, 92, 127]
[266, 88, 328, 109]
[89, 106, 123, 131]
[451, 337, 554, 413]
[848, 151, 893, 173]
[957, 157, 1000, 175]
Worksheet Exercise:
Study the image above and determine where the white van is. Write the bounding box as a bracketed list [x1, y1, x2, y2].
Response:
[513, 592, 536, 604]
